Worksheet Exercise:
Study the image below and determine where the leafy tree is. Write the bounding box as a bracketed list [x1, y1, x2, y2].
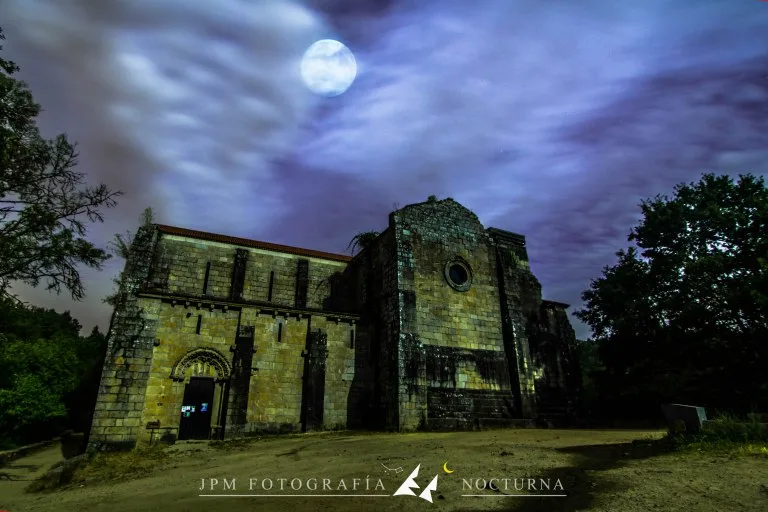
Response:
[575, 173, 768, 418]
[0, 300, 79, 445]
[64, 325, 107, 435]
[572, 339, 603, 419]
[0, 297, 107, 447]
[0, 27, 121, 303]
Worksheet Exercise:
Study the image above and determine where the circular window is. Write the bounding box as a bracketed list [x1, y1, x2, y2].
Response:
[444, 260, 472, 291]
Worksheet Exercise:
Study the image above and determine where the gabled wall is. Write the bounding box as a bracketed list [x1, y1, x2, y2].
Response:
[387, 199, 516, 430]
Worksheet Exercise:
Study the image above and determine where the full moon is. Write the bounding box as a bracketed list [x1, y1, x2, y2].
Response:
[300, 39, 357, 97]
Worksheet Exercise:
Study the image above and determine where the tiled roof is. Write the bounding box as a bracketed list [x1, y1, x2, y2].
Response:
[154, 224, 352, 263]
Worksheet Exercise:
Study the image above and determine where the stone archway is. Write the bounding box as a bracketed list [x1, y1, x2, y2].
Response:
[170, 347, 232, 382]
[170, 348, 232, 439]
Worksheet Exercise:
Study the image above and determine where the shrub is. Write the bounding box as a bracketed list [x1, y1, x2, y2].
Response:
[665, 413, 768, 455]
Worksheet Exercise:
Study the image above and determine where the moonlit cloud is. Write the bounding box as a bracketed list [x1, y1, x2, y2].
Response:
[1, 0, 767, 339]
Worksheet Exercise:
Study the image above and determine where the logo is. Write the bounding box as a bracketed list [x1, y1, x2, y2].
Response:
[393, 464, 439, 503]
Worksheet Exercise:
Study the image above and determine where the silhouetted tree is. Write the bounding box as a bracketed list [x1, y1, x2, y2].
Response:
[576, 173, 768, 418]
[347, 231, 380, 255]
[0, 27, 121, 303]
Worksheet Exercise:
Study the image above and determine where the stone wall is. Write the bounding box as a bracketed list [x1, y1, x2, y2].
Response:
[92, 227, 362, 448]
[388, 199, 515, 430]
[398, 203, 505, 352]
[88, 226, 161, 451]
[528, 301, 580, 423]
[489, 228, 541, 418]
[214, 311, 358, 434]
[137, 302, 239, 444]
[235, 309, 304, 433]
[148, 235, 346, 310]
[90, 199, 580, 447]
[319, 318, 358, 429]
[342, 229, 400, 430]
[145, 232, 360, 436]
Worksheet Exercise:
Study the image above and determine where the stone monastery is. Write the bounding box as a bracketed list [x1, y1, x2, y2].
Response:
[88, 198, 580, 450]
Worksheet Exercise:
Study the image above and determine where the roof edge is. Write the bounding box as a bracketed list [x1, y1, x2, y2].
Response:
[542, 299, 571, 309]
[154, 224, 352, 263]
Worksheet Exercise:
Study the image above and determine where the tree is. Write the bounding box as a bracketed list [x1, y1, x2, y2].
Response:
[575, 173, 768, 417]
[0, 296, 108, 447]
[347, 231, 380, 255]
[0, 297, 79, 446]
[103, 207, 154, 306]
[107, 207, 155, 259]
[0, 27, 121, 303]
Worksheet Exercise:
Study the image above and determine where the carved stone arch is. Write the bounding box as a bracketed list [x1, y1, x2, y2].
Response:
[170, 347, 232, 382]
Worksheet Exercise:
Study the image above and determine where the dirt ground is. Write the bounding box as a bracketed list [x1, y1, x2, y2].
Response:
[1, 429, 767, 512]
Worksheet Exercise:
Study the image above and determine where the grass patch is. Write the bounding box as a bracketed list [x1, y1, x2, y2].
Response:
[73, 445, 171, 483]
[208, 430, 362, 450]
[209, 437, 261, 450]
[663, 413, 768, 457]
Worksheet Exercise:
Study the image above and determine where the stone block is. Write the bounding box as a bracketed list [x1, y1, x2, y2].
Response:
[661, 403, 707, 434]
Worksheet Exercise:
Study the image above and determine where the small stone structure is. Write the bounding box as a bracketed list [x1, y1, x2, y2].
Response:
[661, 403, 708, 434]
[88, 198, 580, 450]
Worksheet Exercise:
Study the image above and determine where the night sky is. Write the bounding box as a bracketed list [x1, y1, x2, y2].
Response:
[2, 0, 767, 339]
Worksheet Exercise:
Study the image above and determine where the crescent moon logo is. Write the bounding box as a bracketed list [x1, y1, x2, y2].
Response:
[442, 462, 454, 474]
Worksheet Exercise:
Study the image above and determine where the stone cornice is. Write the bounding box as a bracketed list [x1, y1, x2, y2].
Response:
[136, 290, 360, 323]
[486, 227, 527, 247]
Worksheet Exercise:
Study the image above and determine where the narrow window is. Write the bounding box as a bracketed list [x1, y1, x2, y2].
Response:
[277, 322, 283, 343]
[295, 259, 309, 309]
[267, 271, 275, 302]
[202, 262, 211, 295]
[196, 315, 202, 335]
[349, 329, 355, 349]
[229, 249, 248, 301]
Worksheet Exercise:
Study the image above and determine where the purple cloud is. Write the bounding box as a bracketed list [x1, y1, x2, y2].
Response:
[1, 0, 766, 339]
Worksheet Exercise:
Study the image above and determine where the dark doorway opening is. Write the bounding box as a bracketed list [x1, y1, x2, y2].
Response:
[178, 377, 215, 440]
[301, 329, 328, 432]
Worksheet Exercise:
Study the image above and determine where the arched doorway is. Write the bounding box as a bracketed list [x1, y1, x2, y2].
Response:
[170, 348, 232, 440]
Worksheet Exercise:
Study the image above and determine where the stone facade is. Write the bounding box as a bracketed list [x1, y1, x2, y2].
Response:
[88, 198, 579, 450]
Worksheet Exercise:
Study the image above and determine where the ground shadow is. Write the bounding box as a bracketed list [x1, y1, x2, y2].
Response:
[0, 460, 44, 481]
[61, 433, 86, 459]
[461, 436, 675, 512]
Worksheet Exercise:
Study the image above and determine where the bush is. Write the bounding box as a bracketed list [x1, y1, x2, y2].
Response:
[700, 414, 768, 443]
[665, 413, 768, 455]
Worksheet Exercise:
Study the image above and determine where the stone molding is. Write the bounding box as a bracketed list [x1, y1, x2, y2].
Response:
[170, 347, 233, 382]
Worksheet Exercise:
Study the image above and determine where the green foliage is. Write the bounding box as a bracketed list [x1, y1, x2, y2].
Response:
[664, 414, 768, 457]
[573, 339, 603, 416]
[700, 415, 768, 443]
[0, 335, 78, 442]
[576, 173, 768, 418]
[0, 27, 121, 302]
[0, 297, 107, 447]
